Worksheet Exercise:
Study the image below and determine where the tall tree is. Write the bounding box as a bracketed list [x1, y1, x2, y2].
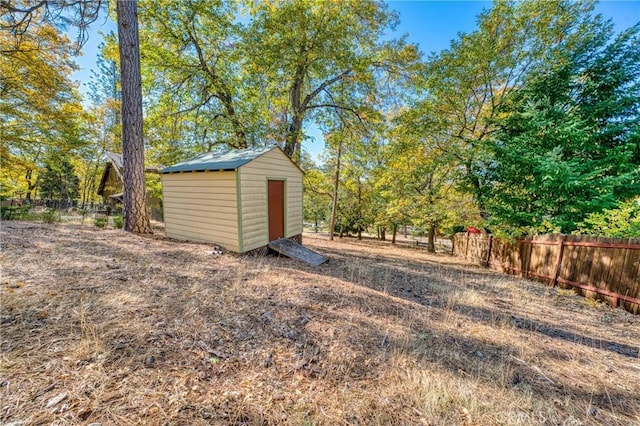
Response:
[139, 0, 251, 156]
[327, 130, 343, 240]
[418, 0, 603, 216]
[485, 22, 640, 235]
[245, 0, 421, 161]
[0, 18, 84, 200]
[376, 108, 481, 251]
[302, 165, 331, 233]
[117, 0, 151, 233]
[39, 149, 80, 202]
[0, 0, 102, 53]
[1, 0, 152, 233]
[74, 35, 122, 208]
[88, 32, 121, 143]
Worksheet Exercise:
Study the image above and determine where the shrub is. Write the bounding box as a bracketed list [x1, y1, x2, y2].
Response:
[41, 209, 59, 223]
[578, 198, 640, 237]
[1, 205, 31, 220]
[94, 217, 108, 228]
[112, 216, 124, 229]
[452, 225, 466, 234]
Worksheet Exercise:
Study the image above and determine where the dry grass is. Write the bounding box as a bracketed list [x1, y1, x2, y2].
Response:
[1, 222, 639, 425]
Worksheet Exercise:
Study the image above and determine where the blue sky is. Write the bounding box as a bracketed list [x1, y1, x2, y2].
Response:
[72, 1, 640, 160]
[388, 1, 639, 54]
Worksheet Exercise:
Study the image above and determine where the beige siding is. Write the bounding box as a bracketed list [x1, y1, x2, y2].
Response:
[239, 148, 303, 251]
[162, 172, 239, 251]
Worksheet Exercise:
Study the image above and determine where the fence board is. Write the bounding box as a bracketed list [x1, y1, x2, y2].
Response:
[580, 236, 597, 299]
[559, 236, 573, 291]
[607, 237, 627, 306]
[589, 236, 607, 304]
[531, 234, 557, 283]
[599, 236, 615, 302]
[452, 232, 640, 315]
[620, 238, 640, 314]
[563, 235, 582, 291]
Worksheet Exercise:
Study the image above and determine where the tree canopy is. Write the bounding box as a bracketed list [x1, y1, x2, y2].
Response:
[2, 0, 638, 239]
[1, 16, 84, 200]
[485, 21, 640, 235]
[135, 0, 421, 167]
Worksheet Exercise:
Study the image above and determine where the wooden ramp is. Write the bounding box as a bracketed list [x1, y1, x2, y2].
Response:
[268, 238, 328, 266]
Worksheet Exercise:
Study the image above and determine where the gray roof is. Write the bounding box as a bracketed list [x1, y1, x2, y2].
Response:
[97, 152, 163, 195]
[106, 152, 124, 170]
[97, 153, 124, 195]
[103, 152, 162, 175]
[161, 146, 278, 173]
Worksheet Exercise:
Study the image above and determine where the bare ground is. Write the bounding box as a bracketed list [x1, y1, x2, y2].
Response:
[1, 222, 639, 425]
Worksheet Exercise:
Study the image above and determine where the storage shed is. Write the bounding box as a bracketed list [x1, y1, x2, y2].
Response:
[161, 146, 303, 253]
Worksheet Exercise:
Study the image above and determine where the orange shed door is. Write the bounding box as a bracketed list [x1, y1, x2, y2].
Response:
[268, 180, 285, 241]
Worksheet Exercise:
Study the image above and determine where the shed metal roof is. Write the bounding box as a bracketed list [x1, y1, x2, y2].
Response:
[161, 146, 278, 174]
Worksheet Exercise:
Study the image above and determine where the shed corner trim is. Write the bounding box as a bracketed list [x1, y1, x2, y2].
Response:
[236, 168, 244, 253]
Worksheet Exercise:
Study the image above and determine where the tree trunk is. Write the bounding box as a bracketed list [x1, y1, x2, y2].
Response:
[391, 223, 397, 245]
[25, 169, 37, 202]
[285, 112, 304, 162]
[284, 60, 305, 162]
[427, 222, 436, 253]
[329, 138, 342, 241]
[230, 114, 247, 149]
[219, 91, 246, 149]
[117, 0, 151, 234]
[356, 176, 362, 240]
[380, 227, 386, 241]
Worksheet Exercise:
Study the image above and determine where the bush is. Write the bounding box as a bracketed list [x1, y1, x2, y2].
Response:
[578, 198, 640, 237]
[94, 217, 108, 228]
[112, 216, 124, 229]
[452, 225, 466, 234]
[40, 209, 59, 223]
[1, 205, 30, 220]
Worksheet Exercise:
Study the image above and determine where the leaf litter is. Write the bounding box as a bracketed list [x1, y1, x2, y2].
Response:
[1, 221, 639, 425]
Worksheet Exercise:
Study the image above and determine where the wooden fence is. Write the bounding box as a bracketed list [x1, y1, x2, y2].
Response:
[452, 233, 640, 315]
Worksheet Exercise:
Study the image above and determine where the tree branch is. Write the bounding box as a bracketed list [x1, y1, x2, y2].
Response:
[302, 70, 352, 109]
[307, 103, 363, 122]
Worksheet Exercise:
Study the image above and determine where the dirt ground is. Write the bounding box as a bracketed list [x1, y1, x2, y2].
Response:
[1, 222, 639, 425]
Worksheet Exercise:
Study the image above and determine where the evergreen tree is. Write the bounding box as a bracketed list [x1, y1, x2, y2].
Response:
[117, 0, 151, 233]
[39, 151, 80, 202]
[486, 23, 640, 235]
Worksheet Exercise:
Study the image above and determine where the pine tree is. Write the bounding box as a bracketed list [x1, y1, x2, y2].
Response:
[39, 151, 80, 202]
[486, 23, 640, 235]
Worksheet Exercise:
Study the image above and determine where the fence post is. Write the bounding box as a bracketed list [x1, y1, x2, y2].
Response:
[525, 239, 531, 279]
[552, 235, 567, 287]
[485, 235, 493, 268]
[611, 294, 619, 308]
